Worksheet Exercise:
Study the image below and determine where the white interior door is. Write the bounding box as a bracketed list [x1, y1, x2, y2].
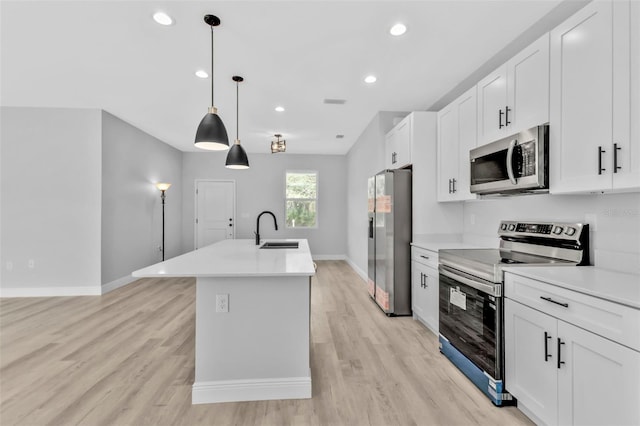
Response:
[195, 180, 235, 249]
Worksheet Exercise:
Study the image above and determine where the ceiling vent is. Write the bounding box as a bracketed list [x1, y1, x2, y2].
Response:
[335, 134, 345, 139]
[323, 98, 346, 105]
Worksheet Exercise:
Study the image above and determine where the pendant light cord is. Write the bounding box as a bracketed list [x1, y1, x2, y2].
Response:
[210, 25, 214, 106]
[236, 81, 239, 140]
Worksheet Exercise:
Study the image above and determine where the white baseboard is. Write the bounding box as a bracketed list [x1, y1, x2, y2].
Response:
[311, 254, 346, 261]
[0, 285, 101, 298]
[101, 275, 138, 295]
[345, 257, 367, 282]
[192, 374, 312, 404]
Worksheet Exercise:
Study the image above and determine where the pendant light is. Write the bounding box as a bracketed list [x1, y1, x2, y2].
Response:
[226, 76, 250, 169]
[194, 15, 229, 151]
[271, 134, 286, 153]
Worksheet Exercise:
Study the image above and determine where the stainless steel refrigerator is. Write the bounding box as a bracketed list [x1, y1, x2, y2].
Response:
[367, 169, 412, 316]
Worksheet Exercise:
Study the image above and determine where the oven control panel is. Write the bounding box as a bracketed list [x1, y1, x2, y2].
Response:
[498, 221, 585, 240]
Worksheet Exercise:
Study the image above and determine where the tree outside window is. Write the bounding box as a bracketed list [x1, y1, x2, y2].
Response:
[286, 171, 317, 228]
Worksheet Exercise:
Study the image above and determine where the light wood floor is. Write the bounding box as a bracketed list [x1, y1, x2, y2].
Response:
[0, 261, 533, 426]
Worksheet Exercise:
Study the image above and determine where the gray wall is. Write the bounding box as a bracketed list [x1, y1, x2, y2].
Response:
[181, 152, 347, 257]
[462, 193, 640, 274]
[0, 107, 102, 292]
[345, 112, 407, 276]
[101, 111, 183, 286]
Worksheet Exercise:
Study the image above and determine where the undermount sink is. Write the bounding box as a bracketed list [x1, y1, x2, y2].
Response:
[260, 241, 299, 249]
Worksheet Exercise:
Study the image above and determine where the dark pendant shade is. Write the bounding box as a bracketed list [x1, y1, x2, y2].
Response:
[195, 110, 229, 150]
[225, 140, 250, 169]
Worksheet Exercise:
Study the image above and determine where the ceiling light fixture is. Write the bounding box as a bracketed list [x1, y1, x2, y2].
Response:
[364, 75, 377, 84]
[389, 23, 407, 36]
[194, 15, 229, 151]
[195, 70, 208, 79]
[275, 106, 285, 112]
[225, 76, 250, 169]
[153, 11, 173, 26]
[271, 134, 286, 153]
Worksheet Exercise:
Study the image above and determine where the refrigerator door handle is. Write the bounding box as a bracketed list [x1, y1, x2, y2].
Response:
[368, 217, 374, 238]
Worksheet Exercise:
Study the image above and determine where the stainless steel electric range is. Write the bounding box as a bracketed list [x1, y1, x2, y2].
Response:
[438, 220, 589, 406]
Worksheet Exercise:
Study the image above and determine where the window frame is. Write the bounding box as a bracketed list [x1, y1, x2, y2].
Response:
[284, 170, 319, 229]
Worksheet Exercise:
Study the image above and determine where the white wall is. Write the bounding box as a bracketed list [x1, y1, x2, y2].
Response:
[463, 192, 640, 274]
[181, 152, 347, 258]
[101, 111, 183, 288]
[0, 107, 102, 295]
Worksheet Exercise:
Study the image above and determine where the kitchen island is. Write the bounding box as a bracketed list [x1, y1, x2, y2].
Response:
[132, 239, 315, 404]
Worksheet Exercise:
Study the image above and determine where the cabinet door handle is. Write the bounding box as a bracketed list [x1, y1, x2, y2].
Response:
[614, 143, 621, 173]
[452, 178, 457, 193]
[420, 272, 424, 288]
[557, 338, 565, 369]
[499, 109, 504, 129]
[419, 255, 430, 260]
[505, 106, 511, 126]
[544, 332, 552, 362]
[448, 179, 452, 194]
[598, 146, 606, 175]
[540, 296, 569, 308]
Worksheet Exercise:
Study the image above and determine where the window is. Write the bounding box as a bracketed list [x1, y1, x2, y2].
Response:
[285, 171, 318, 228]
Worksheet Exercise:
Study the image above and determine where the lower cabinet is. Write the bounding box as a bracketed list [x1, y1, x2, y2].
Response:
[411, 247, 439, 334]
[505, 298, 640, 426]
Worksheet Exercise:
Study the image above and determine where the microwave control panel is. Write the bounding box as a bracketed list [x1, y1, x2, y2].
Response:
[518, 140, 536, 177]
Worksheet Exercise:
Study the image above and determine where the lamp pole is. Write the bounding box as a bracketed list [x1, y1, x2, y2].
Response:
[156, 183, 171, 261]
[160, 189, 166, 261]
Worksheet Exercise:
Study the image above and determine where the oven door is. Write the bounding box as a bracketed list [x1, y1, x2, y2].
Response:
[469, 125, 548, 194]
[438, 265, 502, 380]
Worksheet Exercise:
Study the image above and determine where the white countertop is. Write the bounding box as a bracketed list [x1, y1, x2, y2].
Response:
[504, 266, 640, 309]
[411, 236, 480, 252]
[132, 239, 315, 278]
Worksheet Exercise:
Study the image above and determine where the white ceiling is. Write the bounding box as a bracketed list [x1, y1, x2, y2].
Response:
[1, 0, 564, 155]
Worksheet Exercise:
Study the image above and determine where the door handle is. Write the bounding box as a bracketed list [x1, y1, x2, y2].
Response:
[228, 223, 233, 227]
[368, 217, 374, 239]
[557, 338, 565, 369]
[452, 178, 456, 193]
[505, 106, 511, 126]
[614, 143, 621, 173]
[506, 139, 518, 185]
[499, 109, 504, 129]
[544, 332, 552, 362]
[448, 179, 452, 194]
[598, 146, 606, 175]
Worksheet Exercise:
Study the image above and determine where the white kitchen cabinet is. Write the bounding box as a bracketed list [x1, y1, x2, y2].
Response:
[385, 113, 412, 169]
[504, 298, 558, 426]
[411, 247, 438, 334]
[550, 0, 640, 193]
[477, 33, 549, 145]
[437, 86, 478, 202]
[504, 272, 640, 426]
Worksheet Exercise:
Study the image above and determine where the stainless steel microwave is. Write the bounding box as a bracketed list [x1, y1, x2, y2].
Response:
[470, 124, 548, 195]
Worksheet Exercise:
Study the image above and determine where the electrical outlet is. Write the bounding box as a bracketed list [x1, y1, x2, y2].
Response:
[216, 294, 229, 313]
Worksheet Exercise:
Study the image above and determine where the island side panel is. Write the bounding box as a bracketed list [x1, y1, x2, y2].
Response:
[193, 275, 311, 404]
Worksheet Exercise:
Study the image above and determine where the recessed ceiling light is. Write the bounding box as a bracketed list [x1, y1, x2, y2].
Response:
[153, 11, 173, 26]
[390, 23, 407, 36]
[364, 75, 377, 84]
[275, 106, 285, 112]
[195, 70, 208, 79]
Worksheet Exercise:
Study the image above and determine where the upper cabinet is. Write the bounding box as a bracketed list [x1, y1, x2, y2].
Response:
[385, 114, 412, 169]
[477, 33, 550, 145]
[550, 0, 640, 194]
[437, 86, 478, 202]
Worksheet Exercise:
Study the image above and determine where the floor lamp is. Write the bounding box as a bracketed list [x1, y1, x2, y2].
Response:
[156, 183, 171, 261]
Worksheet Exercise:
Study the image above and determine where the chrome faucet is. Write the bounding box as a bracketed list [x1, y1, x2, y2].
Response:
[255, 211, 278, 245]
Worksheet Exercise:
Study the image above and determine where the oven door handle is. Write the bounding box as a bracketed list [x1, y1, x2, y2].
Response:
[439, 265, 500, 297]
[506, 139, 518, 185]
